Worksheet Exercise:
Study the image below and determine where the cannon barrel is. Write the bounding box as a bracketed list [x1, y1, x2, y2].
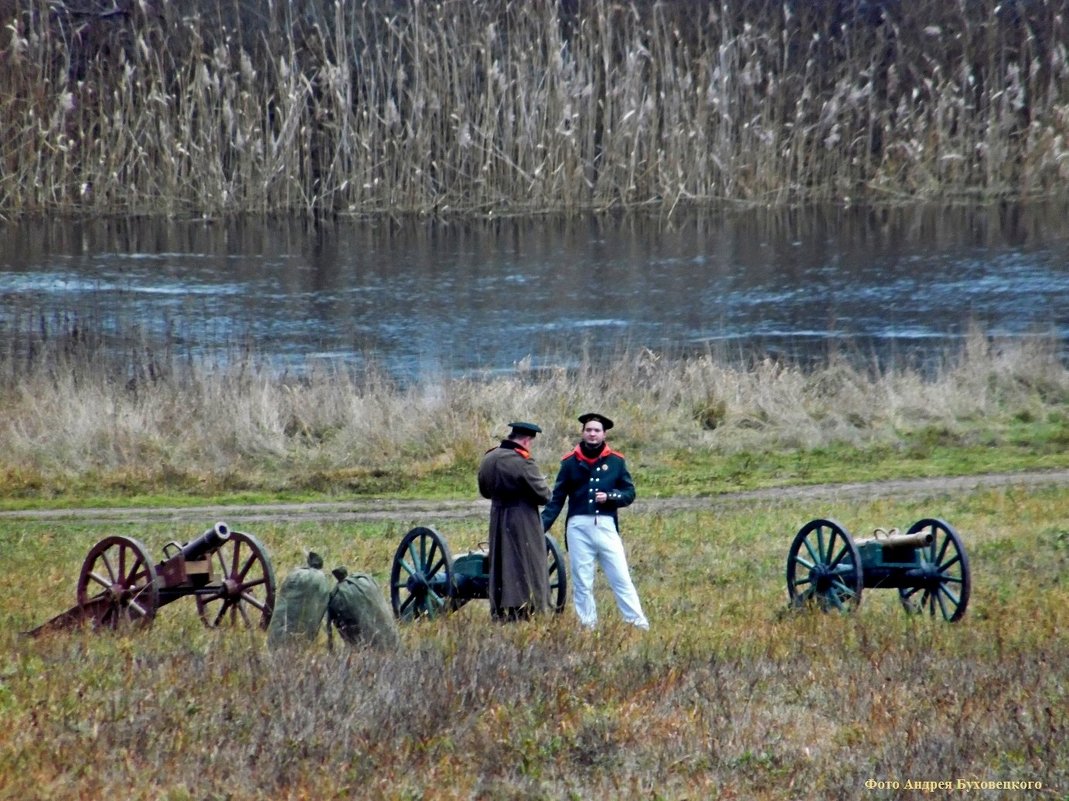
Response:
[856, 530, 934, 549]
[181, 522, 230, 561]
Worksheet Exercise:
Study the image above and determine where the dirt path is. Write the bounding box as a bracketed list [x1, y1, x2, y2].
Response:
[3, 469, 1067, 526]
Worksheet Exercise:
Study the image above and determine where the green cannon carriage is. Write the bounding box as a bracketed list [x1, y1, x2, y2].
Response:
[785, 517, 971, 622]
[388, 525, 567, 621]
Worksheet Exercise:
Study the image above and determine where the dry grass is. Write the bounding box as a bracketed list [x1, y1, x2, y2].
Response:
[3, 0, 1069, 216]
[1, 321, 1067, 496]
[0, 488, 1065, 800]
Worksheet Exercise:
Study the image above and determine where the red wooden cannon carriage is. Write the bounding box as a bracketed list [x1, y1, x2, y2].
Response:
[27, 522, 276, 635]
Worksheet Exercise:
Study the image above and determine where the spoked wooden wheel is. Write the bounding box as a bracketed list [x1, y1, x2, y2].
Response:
[546, 534, 568, 613]
[196, 530, 277, 629]
[786, 518, 863, 613]
[391, 526, 455, 622]
[899, 518, 971, 622]
[77, 536, 159, 630]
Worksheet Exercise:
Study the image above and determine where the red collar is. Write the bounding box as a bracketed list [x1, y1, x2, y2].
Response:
[569, 444, 618, 465]
[497, 440, 531, 459]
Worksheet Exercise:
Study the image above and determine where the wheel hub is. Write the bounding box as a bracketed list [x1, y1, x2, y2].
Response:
[406, 573, 430, 599]
[808, 564, 837, 592]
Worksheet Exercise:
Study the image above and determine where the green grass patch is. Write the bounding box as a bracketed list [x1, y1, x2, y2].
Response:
[2, 430, 1068, 511]
[638, 435, 1069, 499]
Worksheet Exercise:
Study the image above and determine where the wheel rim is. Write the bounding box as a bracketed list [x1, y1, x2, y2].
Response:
[900, 518, 971, 622]
[546, 534, 567, 613]
[390, 526, 454, 622]
[196, 531, 277, 629]
[786, 518, 862, 613]
[77, 536, 159, 630]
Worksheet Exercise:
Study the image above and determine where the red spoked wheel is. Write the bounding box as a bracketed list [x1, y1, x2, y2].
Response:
[76, 535, 159, 631]
[195, 530, 276, 629]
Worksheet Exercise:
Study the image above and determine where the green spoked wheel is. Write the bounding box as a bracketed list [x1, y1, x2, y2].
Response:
[546, 534, 568, 614]
[195, 530, 277, 630]
[391, 526, 455, 622]
[76, 536, 160, 631]
[899, 518, 971, 622]
[786, 518, 863, 613]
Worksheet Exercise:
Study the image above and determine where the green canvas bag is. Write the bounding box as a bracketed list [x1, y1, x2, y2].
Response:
[327, 567, 400, 650]
[267, 551, 331, 649]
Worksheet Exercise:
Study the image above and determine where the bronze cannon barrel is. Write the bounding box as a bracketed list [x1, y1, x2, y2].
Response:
[180, 522, 230, 561]
[855, 530, 934, 549]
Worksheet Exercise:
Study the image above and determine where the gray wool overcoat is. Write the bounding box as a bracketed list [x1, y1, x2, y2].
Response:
[477, 440, 552, 619]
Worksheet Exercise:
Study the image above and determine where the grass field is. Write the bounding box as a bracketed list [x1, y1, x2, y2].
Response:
[1, 483, 1066, 800]
[2, 326, 1067, 798]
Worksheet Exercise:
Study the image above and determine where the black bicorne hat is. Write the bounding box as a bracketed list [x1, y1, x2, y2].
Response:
[578, 412, 614, 431]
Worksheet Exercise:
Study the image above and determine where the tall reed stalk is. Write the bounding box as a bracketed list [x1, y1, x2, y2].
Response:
[3, 0, 1069, 216]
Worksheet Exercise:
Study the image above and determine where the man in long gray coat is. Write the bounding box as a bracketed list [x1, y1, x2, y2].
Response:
[478, 421, 552, 622]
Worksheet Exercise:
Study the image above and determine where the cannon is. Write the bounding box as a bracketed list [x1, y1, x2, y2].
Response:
[785, 517, 971, 622]
[389, 526, 567, 621]
[27, 522, 276, 635]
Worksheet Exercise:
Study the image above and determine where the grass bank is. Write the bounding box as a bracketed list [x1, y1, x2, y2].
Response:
[1, 486, 1065, 799]
[4, 0, 1069, 215]
[1, 326, 1068, 507]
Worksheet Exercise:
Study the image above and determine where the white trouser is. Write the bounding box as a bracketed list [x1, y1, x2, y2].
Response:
[566, 514, 649, 630]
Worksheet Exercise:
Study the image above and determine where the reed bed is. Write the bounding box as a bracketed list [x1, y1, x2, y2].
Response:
[1, 317, 1067, 497]
[4, 0, 1069, 216]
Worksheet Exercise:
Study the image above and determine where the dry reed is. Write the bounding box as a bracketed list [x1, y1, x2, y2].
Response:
[3, 0, 1069, 216]
[0, 318, 1066, 493]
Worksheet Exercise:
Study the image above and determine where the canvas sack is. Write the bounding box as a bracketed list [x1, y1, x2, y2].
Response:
[267, 551, 331, 649]
[327, 567, 400, 650]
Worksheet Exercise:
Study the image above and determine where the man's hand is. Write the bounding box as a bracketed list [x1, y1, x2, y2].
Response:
[595, 491, 608, 503]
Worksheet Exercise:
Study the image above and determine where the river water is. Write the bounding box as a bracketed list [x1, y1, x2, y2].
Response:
[2, 203, 1068, 381]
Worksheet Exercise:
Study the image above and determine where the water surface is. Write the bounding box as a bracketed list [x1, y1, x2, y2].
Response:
[2, 203, 1068, 380]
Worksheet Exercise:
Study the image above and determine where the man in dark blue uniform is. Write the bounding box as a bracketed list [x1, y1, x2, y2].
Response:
[542, 413, 648, 630]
